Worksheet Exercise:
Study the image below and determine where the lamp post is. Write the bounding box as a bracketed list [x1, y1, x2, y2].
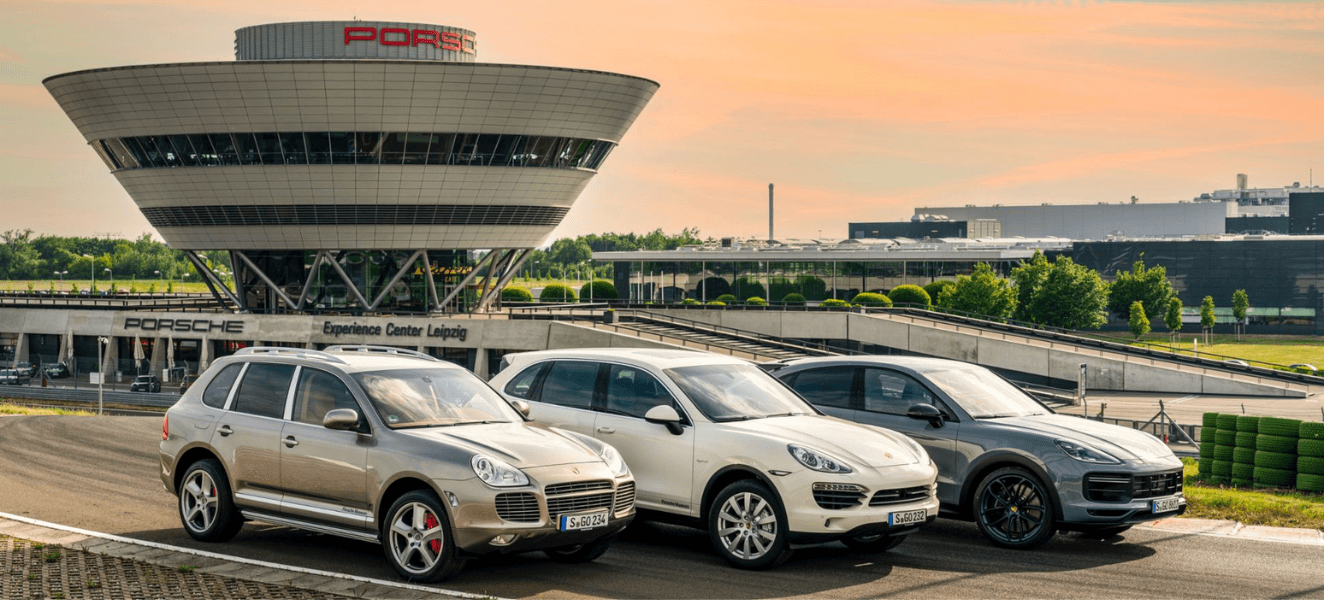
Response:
[97, 336, 108, 415]
[103, 268, 112, 293]
[81, 254, 94, 293]
[54, 270, 66, 283]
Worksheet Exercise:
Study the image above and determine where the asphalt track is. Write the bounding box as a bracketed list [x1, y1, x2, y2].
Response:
[2, 415, 1321, 599]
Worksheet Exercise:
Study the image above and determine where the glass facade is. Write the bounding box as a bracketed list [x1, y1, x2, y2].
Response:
[94, 132, 615, 172]
[140, 204, 568, 228]
[233, 249, 480, 314]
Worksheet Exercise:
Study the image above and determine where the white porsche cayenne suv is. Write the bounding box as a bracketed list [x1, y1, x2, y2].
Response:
[489, 349, 939, 569]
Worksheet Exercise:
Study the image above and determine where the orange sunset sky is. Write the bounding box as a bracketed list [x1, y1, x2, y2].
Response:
[3, 0, 1324, 243]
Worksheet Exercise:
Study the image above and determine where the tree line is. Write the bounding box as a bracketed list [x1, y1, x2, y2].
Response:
[0, 229, 228, 284]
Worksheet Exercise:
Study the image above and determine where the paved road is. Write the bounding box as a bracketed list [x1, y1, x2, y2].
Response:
[2, 415, 1322, 599]
[1055, 391, 1324, 424]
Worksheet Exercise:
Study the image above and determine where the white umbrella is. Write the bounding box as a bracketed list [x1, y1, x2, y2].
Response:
[198, 337, 211, 373]
[63, 330, 75, 371]
[166, 336, 175, 372]
[133, 335, 145, 374]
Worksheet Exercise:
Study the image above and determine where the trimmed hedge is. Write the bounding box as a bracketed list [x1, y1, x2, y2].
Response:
[820, 298, 850, 307]
[500, 286, 534, 302]
[579, 279, 618, 300]
[1259, 417, 1302, 438]
[715, 294, 737, 304]
[888, 284, 931, 308]
[1236, 415, 1260, 433]
[1253, 466, 1295, 487]
[1214, 445, 1235, 461]
[706, 301, 726, 307]
[1235, 432, 1258, 448]
[781, 293, 806, 305]
[1202, 412, 1219, 428]
[1198, 458, 1214, 475]
[1216, 414, 1240, 430]
[745, 297, 768, 306]
[539, 283, 577, 302]
[1231, 463, 1255, 480]
[1254, 451, 1297, 471]
[1211, 460, 1233, 476]
[1298, 456, 1324, 475]
[1299, 439, 1324, 458]
[1215, 430, 1237, 446]
[1256, 434, 1297, 453]
[1232, 447, 1256, 464]
[1301, 421, 1324, 440]
[1299, 473, 1324, 493]
[851, 292, 892, 307]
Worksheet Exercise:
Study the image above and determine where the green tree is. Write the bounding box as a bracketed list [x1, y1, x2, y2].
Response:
[1164, 297, 1183, 342]
[547, 238, 592, 266]
[1108, 259, 1175, 321]
[937, 262, 1016, 320]
[1013, 256, 1108, 330]
[166, 281, 173, 293]
[888, 284, 931, 308]
[1200, 296, 1216, 342]
[733, 278, 766, 301]
[1232, 289, 1249, 340]
[1128, 301, 1151, 339]
[923, 280, 956, 307]
[850, 292, 892, 307]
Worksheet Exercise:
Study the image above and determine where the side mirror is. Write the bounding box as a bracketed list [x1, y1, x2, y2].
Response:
[644, 405, 685, 436]
[510, 399, 531, 418]
[323, 408, 360, 431]
[906, 403, 945, 428]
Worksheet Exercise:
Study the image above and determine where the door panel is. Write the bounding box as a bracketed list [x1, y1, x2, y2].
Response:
[213, 362, 296, 512]
[280, 368, 371, 528]
[597, 364, 694, 512]
[859, 367, 961, 505]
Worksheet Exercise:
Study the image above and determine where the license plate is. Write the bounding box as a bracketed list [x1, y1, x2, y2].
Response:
[1152, 496, 1181, 513]
[888, 509, 927, 526]
[559, 510, 609, 531]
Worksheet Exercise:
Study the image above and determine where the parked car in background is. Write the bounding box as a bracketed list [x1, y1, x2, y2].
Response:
[767, 356, 1186, 549]
[490, 348, 939, 569]
[45, 362, 70, 379]
[0, 369, 31, 385]
[130, 374, 162, 393]
[15, 363, 37, 378]
[177, 374, 200, 394]
[160, 345, 635, 582]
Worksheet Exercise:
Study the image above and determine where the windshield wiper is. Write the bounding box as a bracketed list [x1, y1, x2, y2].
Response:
[396, 419, 504, 429]
[763, 412, 804, 418]
[973, 413, 1021, 419]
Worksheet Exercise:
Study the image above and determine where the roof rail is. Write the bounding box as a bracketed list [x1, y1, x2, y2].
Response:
[324, 345, 441, 362]
[235, 346, 348, 364]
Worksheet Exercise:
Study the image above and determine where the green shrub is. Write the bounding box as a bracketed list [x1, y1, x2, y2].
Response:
[1236, 416, 1260, 433]
[851, 292, 892, 307]
[681, 298, 699, 305]
[733, 278, 766, 301]
[1297, 455, 1324, 475]
[1232, 447, 1255, 464]
[1300, 421, 1324, 440]
[1299, 439, 1324, 457]
[781, 293, 806, 305]
[1216, 414, 1240, 430]
[1259, 417, 1302, 438]
[1253, 451, 1296, 471]
[1253, 466, 1295, 487]
[705, 301, 726, 306]
[888, 284, 931, 308]
[1235, 432, 1257, 448]
[715, 294, 737, 304]
[501, 286, 534, 302]
[820, 298, 849, 307]
[745, 296, 767, 306]
[923, 280, 956, 305]
[1256, 434, 1296, 453]
[539, 283, 577, 302]
[579, 279, 618, 300]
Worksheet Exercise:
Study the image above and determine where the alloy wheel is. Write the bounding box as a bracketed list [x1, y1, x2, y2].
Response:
[388, 502, 446, 576]
[977, 473, 1047, 544]
[180, 470, 219, 534]
[716, 491, 779, 561]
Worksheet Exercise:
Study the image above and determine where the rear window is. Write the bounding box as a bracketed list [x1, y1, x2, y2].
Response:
[201, 364, 243, 409]
[538, 361, 598, 409]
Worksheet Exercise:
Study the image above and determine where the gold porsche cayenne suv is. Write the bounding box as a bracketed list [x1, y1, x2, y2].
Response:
[159, 345, 635, 582]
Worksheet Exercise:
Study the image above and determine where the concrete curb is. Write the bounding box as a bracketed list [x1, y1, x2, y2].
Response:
[1138, 517, 1324, 545]
[0, 512, 509, 600]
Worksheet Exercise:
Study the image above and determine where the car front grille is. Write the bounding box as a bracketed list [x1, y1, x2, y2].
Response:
[869, 485, 931, 507]
[494, 492, 540, 523]
[545, 480, 613, 496]
[546, 492, 615, 520]
[811, 483, 866, 510]
[1083, 470, 1183, 503]
[613, 482, 636, 516]
[1133, 470, 1183, 499]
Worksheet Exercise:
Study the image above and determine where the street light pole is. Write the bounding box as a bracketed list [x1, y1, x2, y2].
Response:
[97, 336, 107, 415]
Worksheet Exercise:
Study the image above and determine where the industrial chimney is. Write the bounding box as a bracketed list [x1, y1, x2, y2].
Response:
[768, 183, 774, 241]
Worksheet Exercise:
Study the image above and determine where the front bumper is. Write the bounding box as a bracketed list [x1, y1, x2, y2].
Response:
[1057, 463, 1188, 529]
[777, 461, 940, 544]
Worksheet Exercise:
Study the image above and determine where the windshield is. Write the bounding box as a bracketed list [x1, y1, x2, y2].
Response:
[665, 364, 814, 422]
[923, 367, 1050, 418]
[352, 367, 519, 429]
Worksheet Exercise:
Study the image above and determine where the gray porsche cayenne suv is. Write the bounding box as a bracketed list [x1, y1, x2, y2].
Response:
[768, 356, 1185, 549]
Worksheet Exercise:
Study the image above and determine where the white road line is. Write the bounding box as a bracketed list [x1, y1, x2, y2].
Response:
[1168, 395, 1201, 404]
[0, 511, 506, 600]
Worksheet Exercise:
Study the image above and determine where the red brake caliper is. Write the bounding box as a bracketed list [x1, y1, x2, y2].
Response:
[425, 513, 440, 553]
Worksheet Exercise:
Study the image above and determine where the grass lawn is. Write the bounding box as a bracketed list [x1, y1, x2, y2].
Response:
[1181, 458, 1324, 531]
[0, 403, 95, 416]
[1129, 334, 1324, 368]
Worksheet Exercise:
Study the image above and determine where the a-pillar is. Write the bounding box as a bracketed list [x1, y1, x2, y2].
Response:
[473, 347, 489, 380]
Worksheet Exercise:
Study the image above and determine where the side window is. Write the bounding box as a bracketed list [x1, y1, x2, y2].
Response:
[231, 363, 296, 419]
[788, 366, 855, 409]
[537, 361, 599, 409]
[862, 368, 935, 415]
[503, 364, 545, 399]
[291, 368, 360, 427]
[201, 364, 243, 409]
[604, 364, 679, 419]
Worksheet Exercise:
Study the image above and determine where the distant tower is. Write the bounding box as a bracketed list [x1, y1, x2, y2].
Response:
[1237, 173, 1249, 190]
[768, 183, 775, 241]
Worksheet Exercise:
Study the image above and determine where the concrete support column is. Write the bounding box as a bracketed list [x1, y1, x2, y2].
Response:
[473, 347, 489, 380]
[149, 337, 166, 376]
[13, 334, 26, 366]
[199, 338, 211, 373]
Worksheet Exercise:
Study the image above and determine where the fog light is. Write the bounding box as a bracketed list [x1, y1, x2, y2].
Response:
[490, 534, 517, 546]
[444, 491, 459, 507]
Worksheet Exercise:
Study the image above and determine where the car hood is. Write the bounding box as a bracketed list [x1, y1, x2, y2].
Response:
[988, 414, 1174, 460]
[399, 422, 601, 469]
[724, 415, 922, 467]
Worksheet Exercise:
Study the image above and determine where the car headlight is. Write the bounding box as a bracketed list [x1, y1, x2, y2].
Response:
[598, 443, 630, 477]
[788, 444, 853, 474]
[471, 455, 530, 487]
[1055, 439, 1122, 464]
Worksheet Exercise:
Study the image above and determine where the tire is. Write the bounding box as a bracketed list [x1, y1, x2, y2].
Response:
[1198, 444, 1215, 459]
[1297, 456, 1324, 476]
[1213, 445, 1234, 461]
[707, 480, 792, 570]
[1299, 473, 1324, 493]
[381, 490, 464, 583]
[1211, 460, 1233, 477]
[543, 535, 616, 564]
[1257, 435, 1297, 453]
[1300, 421, 1324, 441]
[177, 459, 243, 543]
[1197, 458, 1214, 476]
[1232, 447, 1256, 464]
[1080, 525, 1132, 540]
[973, 467, 1056, 550]
[1202, 412, 1219, 428]
[1234, 432, 1257, 448]
[1231, 463, 1254, 480]
[1207, 475, 1229, 486]
[1253, 467, 1295, 487]
[1259, 417, 1302, 438]
[1230, 478, 1253, 487]
[1299, 439, 1324, 458]
[1215, 431, 1237, 447]
[1254, 451, 1296, 471]
[841, 533, 907, 554]
[1216, 414, 1239, 430]
[1200, 427, 1217, 443]
[1235, 416, 1260, 433]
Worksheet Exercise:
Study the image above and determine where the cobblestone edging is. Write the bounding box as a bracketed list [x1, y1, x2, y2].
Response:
[0, 515, 504, 600]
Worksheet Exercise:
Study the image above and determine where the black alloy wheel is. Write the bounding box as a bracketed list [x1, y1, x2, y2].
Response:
[973, 467, 1056, 550]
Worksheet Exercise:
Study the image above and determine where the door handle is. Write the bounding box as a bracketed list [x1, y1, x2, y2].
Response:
[596, 427, 616, 434]
[283, 436, 299, 448]
[217, 425, 233, 437]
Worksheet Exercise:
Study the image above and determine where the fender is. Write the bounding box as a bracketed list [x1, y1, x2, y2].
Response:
[958, 449, 1064, 522]
[699, 464, 787, 525]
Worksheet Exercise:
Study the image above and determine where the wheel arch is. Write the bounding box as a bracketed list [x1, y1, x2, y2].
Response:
[699, 465, 786, 526]
[375, 473, 448, 532]
[958, 451, 1064, 522]
[172, 444, 227, 495]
